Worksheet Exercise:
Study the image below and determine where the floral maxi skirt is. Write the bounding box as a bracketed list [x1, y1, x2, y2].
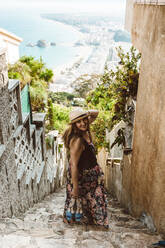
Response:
[63, 164, 109, 229]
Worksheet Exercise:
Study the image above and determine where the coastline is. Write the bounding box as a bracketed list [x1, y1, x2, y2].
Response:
[47, 18, 130, 93]
[44, 19, 84, 41]
[53, 45, 92, 81]
[47, 19, 93, 93]
[49, 45, 92, 93]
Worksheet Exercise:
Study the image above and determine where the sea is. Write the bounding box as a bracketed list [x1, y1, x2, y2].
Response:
[0, 8, 83, 69]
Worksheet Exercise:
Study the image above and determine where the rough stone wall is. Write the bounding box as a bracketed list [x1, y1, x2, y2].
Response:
[0, 50, 66, 218]
[0, 49, 20, 217]
[130, 4, 165, 234]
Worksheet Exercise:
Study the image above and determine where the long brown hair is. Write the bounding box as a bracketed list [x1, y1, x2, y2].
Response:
[62, 118, 92, 149]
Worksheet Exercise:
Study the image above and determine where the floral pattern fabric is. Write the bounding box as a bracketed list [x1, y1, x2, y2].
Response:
[63, 163, 109, 229]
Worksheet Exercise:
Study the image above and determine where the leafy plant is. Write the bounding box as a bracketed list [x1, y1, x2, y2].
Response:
[30, 84, 47, 112]
[8, 56, 54, 112]
[87, 46, 141, 148]
[90, 111, 110, 151]
[48, 91, 75, 106]
[46, 103, 70, 133]
[8, 61, 31, 89]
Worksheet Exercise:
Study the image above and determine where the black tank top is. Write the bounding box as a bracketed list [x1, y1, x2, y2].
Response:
[78, 138, 97, 171]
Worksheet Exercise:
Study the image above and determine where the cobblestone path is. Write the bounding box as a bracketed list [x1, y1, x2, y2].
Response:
[0, 187, 161, 248]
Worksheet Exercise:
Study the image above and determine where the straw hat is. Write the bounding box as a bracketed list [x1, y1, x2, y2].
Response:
[69, 109, 90, 124]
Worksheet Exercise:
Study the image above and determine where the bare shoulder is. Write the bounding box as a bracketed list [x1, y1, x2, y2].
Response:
[70, 136, 84, 150]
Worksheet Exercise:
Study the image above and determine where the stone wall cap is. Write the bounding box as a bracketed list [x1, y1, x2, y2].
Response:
[48, 130, 59, 137]
[8, 79, 20, 92]
[32, 113, 46, 123]
[22, 113, 30, 124]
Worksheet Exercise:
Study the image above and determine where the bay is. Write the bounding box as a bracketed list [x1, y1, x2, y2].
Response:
[0, 9, 82, 68]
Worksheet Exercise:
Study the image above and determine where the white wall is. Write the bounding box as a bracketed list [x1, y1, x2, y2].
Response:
[6, 42, 20, 64]
[0, 31, 22, 64]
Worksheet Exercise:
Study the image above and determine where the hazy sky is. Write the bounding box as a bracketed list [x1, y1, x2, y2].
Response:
[1, 0, 126, 16]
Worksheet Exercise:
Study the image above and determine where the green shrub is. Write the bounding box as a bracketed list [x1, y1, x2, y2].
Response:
[8, 56, 54, 112]
[40, 68, 54, 82]
[48, 92, 75, 105]
[46, 103, 71, 133]
[86, 46, 141, 148]
[30, 85, 47, 112]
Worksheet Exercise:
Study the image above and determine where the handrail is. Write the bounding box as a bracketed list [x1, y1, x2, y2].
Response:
[21, 83, 32, 123]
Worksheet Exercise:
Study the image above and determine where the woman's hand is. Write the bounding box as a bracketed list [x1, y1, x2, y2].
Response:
[88, 109, 99, 124]
[72, 185, 79, 198]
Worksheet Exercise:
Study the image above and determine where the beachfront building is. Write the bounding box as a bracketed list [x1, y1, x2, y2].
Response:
[0, 28, 22, 64]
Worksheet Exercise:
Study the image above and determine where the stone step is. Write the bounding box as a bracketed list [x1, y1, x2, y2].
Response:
[0, 188, 161, 248]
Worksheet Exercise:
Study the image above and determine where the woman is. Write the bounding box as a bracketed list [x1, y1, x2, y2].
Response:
[62, 109, 109, 229]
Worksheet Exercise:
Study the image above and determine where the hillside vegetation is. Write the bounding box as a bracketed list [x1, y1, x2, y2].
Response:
[86, 46, 141, 150]
[8, 47, 141, 148]
[8, 56, 71, 133]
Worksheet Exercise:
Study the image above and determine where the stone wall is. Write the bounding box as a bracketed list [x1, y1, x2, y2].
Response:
[0, 48, 20, 217]
[125, 1, 165, 33]
[100, 4, 165, 234]
[0, 49, 66, 218]
[129, 4, 165, 234]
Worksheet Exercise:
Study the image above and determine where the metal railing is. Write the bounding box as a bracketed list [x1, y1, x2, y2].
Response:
[21, 83, 32, 123]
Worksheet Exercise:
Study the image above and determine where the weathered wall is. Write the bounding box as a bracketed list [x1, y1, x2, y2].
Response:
[130, 4, 165, 234]
[97, 148, 123, 201]
[0, 48, 20, 217]
[0, 50, 66, 218]
[121, 153, 132, 212]
[97, 148, 109, 189]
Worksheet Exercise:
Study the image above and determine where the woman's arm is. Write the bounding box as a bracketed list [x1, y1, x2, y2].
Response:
[69, 137, 84, 198]
[88, 109, 99, 124]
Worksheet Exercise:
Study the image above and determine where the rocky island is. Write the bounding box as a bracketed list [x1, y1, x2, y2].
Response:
[37, 40, 50, 48]
[26, 40, 56, 48]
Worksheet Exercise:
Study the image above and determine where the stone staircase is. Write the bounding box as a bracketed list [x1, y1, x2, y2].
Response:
[0, 187, 161, 248]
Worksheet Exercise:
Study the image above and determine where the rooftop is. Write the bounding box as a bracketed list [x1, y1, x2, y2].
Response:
[0, 28, 23, 43]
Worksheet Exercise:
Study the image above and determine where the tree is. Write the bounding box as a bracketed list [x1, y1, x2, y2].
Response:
[40, 68, 54, 82]
[8, 61, 31, 89]
[20, 56, 45, 80]
[48, 92, 75, 105]
[8, 56, 54, 112]
[71, 74, 101, 98]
